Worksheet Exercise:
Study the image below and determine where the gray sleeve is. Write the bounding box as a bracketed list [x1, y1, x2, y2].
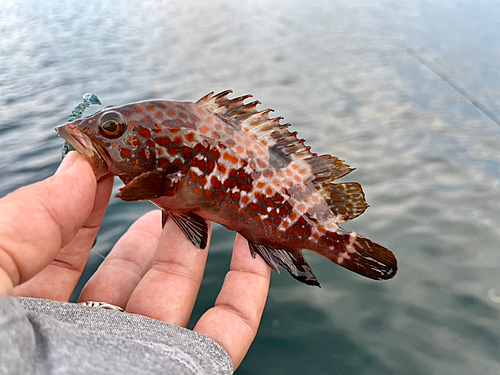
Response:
[0, 296, 233, 375]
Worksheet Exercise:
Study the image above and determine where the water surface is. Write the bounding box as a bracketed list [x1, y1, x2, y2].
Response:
[1, 1, 500, 373]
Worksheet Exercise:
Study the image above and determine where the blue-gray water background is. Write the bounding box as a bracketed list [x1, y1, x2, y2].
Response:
[1, 0, 500, 373]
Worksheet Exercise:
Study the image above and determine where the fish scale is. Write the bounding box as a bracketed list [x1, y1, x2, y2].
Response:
[56, 90, 397, 286]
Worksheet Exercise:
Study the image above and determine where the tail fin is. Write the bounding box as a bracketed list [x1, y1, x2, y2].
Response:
[317, 229, 397, 280]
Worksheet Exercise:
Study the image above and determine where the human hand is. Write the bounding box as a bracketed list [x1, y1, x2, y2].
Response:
[0, 152, 271, 370]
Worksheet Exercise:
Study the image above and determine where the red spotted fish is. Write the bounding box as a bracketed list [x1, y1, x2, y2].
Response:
[56, 90, 397, 286]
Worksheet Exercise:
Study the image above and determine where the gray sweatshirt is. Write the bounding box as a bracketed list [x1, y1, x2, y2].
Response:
[0, 297, 233, 375]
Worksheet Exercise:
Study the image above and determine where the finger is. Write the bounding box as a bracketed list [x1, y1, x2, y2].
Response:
[193, 234, 271, 370]
[78, 210, 163, 308]
[126, 217, 213, 327]
[13, 176, 113, 301]
[0, 152, 98, 297]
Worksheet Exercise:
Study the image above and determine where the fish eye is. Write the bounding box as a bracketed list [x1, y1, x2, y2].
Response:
[98, 111, 127, 138]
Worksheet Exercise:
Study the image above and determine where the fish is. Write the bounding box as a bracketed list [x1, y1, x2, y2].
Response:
[56, 90, 397, 286]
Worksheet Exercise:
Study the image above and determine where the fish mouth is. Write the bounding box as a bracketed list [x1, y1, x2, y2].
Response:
[55, 123, 111, 180]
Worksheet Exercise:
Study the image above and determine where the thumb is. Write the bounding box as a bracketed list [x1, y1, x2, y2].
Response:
[0, 152, 98, 297]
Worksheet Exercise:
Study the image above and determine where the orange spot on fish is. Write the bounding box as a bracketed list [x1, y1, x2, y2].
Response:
[146, 139, 154, 147]
[158, 103, 167, 109]
[193, 187, 201, 197]
[155, 112, 163, 119]
[189, 113, 201, 123]
[217, 164, 226, 174]
[139, 149, 151, 159]
[236, 146, 244, 154]
[211, 131, 220, 140]
[179, 112, 188, 119]
[134, 106, 143, 113]
[200, 125, 209, 135]
[121, 148, 131, 158]
[167, 109, 176, 117]
[170, 128, 181, 133]
[210, 147, 221, 159]
[158, 158, 170, 169]
[248, 203, 258, 211]
[206, 116, 214, 124]
[318, 225, 325, 233]
[242, 196, 249, 204]
[199, 175, 207, 186]
[139, 128, 151, 138]
[113, 141, 119, 149]
[190, 173, 198, 182]
[273, 179, 281, 187]
[156, 136, 171, 146]
[142, 115, 153, 125]
[240, 208, 246, 215]
[274, 218, 281, 226]
[312, 195, 320, 203]
[174, 158, 183, 167]
[127, 137, 140, 147]
[197, 107, 206, 115]
[174, 136, 182, 145]
[156, 148, 163, 155]
[204, 190, 212, 198]
[277, 171, 285, 178]
[257, 159, 267, 169]
[265, 187, 273, 195]
[294, 174, 302, 183]
[263, 169, 274, 178]
[185, 133, 195, 142]
[122, 110, 132, 116]
[257, 182, 265, 189]
[211, 176, 222, 189]
[197, 159, 206, 171]
[174, 119, 184, 127]
[289, 212, 297, 220]
[181, 146, 192, 158]
[207, 160, 216, 173]
[167, 146, 178, 156]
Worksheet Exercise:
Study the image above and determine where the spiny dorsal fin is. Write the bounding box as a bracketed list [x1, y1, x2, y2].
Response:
[197, 90, 357, 195]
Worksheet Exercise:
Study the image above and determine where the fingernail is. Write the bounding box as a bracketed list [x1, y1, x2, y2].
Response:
[56, 151, 78, 174]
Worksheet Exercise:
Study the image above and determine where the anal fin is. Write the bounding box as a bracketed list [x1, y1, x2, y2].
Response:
[169, 211, 208, 249]
[248, 242, 320, 287]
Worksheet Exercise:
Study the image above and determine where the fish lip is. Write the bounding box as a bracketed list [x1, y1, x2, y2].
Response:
[55, 124, 111, 180]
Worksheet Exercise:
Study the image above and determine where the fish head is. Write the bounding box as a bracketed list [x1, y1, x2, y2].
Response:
[56, 104, 155, 181]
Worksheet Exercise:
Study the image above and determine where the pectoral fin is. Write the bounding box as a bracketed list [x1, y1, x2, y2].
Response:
[248, 242, 320, 287]
[117, 172, 181, 201]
